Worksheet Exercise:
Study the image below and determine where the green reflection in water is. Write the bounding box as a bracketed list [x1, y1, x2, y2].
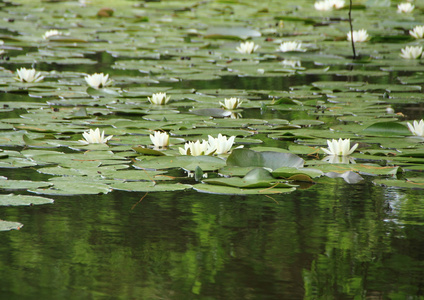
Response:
[1, 179, 424, 299]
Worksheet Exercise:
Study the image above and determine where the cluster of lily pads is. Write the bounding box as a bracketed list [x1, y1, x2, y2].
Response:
[1, 0, 424, 226]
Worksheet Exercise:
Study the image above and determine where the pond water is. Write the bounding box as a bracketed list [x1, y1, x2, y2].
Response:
[1, 0, 424, 299]
[3, 175, 424, 300]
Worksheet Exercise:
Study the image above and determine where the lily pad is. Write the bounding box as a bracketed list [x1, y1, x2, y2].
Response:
[193, 184, 296, 195]
[205, 27, 261, 39]
[203, 167, 294, 188]
[134, 155, 226, 171]
[363, 122, 410, 136]
[272, 167, 323, 179]
[0, 220, 23, 231]
[29, 178, 112, 196]
[0, 179, 52, 191]
[0, 194, 54, 206]
[227, 148, 304, 170]
[110, 181, 192, 192]
[373, 178, 424, 189]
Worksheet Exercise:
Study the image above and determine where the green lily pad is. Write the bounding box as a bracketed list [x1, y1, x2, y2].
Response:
[311, 163, 400, 176]
[0, 220, 23, 231]
[272, 167, 323, 179]
[227, 148, 304, 170]
[0, 194, 54, 206]
[205, 27, 261, 39]
[190, 108, 232, 118]
[86, 87, 121, 97]
[0, 179, 52, 190]
[134, 155, 226, 171]
[110, 181, 192, 192]
[203, 167, 293, 188]
[192, 184, 296, 195]
[363, 122, 410, 136]
[373, 178, 424, 189]
[132, 146, 167, 156]
[30, 178, 112, 195]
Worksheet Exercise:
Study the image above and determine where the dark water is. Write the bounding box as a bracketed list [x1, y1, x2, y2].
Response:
[1, 176, 424, 299]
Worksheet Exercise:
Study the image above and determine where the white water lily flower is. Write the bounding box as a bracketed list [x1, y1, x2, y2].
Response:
[314, 0, 345, 11]
[398, 2, 414, 13]
[219, 97, 243, 110]
[43, 29, 62, 40]
[277, 41, 304, 52]
[208, 134, 236, 155]
[150, 131, 169, 148]
[321, 138, 358, 156]
[84, 73, 113, 89]
[15, 68, 44, 83]
[236, 41, 259, 54]
[79, 128, 113, 144]
[400, 46, 423, 59]
[281, 59, 301, 68]
[407, 119, 424, 136]
[148, 92, 170, 105]
[179, 140, 215, 156]
[347, 29, 369, 42]
[410, 25, 424, 39]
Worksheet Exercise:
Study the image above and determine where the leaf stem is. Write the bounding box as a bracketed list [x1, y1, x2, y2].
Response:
[348, 0, 356, 59]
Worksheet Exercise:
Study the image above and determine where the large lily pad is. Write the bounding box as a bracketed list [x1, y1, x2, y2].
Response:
[203, 167, 294, 188]
[110, 181, 192, 192]
[227, 148, 304, 170]
[0, 179, 52, 190]
[0, 220, 23, 231]
[363, 122, 411, 136]
[193, 184, 296, 195]
[29, 178, 112, 196]
[0, 194, 54, 206]
[134, 155, 226, 171]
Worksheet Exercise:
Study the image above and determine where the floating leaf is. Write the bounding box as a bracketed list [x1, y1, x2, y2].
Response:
[86, 87, 121, 97]
[110, 181, 192, 192]
[203, 167, 294, 188]
[190, 108, 232, 118]
[363, 122, 410, 136]
[134, 155, 226, 171]
[0, 220, 23, 231]
[0, 179, 52, 190]
[373, 178, 424, 189]
[272, 167, 323, 179]
[30, 178, 112, 195]
[312, 163, 400, 176]
[193, 184, 296, 195]
[132, 146, 167, 156]
[205, 27, 261, 39]
[227, 148, 304, 171]
[0, 194, 54, 206]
